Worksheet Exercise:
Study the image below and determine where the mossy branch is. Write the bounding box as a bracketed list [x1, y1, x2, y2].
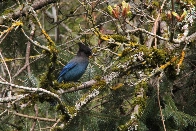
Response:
[0, 0, 58, 25]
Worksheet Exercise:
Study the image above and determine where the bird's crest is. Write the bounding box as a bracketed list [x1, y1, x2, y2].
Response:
[77, 42, 92, 57]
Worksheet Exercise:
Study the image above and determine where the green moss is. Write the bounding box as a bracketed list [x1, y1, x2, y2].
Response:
[38, 38, 58, 91]
[118, 115, 138, 131]
[120, 48, 131, 57]
[55, 82, 80, 90]
[180, 0, 196, 5]
[91, 82, 106, 90]
[161, 13, 168, 21]
[129, 35, 139, 43]
[51, 127, 63, 131]
[152, 48, 167, 65]
[111, 67, 119, 72]
[39, 72, 54, 89]
[132, 81, 148, 116]
[66, 105, 77, 116]
[152, 1, 160, 7]
[111, 34, 128, 42]
[92, 76, 106, 90]
[110, 44, 172, 81]
[2, 9, 14, 15]
[151, 10, 158, 17]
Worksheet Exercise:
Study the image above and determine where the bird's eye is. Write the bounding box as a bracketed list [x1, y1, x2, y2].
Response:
[86, 51, 92, 55]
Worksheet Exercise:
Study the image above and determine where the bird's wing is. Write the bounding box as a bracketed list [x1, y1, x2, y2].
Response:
[58, 62, 77, 79]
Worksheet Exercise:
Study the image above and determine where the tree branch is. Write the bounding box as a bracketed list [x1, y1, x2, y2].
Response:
[145, 0, 167, 49]
[13, 19, 35, 78]
[0, 94, 29, 103]
[0, 81, 62, 104]
[0, 0, 57, 24]
[12, 111, 56, 122]
[59, 80, 97, 93]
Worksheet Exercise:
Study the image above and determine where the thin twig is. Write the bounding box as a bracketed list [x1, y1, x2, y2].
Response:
[145, 0, 168, 49]
[51, 118, 61, 129]
[125, 20, 169, 41]
[0, 51, 12, 108]
[21, 28, 50, 52]
[0, 52, 11, 82]
[30, 104, 38, 131]
[170, 0, 175, 41]
[0, 109, 8, 118]
[12, 111, 56, 122]
[156, 74, 167, 131]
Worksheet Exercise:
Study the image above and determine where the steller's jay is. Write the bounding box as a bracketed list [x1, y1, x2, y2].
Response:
[57, 42, 92, 83]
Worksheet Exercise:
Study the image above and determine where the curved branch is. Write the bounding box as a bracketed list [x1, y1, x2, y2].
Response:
[0, 81, 62, 103]
[0, 0, 57, 24]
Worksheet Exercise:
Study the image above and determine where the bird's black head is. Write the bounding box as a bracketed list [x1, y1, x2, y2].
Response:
[77, 42, 92, 57]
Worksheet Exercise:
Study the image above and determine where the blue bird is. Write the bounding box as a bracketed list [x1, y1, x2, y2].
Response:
[57, 42, 92, 83]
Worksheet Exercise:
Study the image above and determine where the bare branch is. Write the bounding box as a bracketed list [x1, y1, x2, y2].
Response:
[51, 118, 61, 129]
[21, 28, 50, 52]
[156, 74, 167, 131]
[13, 19, 35, 78]
[0, 0, 58, 24]
[0, 109, 8, 118]
[0, 81, 62, 103]
[125, 20, 169, 41]
[145, 0, 168, 49]
[0, 52, 12, 82]
[0, 94, 29, 103]
[12, 111, 56, 122]
[30, 104, 39, 131]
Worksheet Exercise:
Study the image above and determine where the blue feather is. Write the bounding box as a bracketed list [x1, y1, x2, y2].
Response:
[57, 62, 77, 81]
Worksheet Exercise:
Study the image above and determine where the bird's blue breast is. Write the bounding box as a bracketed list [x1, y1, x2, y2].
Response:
[57, 57, 89, 83]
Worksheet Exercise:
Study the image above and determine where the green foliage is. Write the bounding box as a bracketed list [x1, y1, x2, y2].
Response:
[162, 94, 196, 130]
[140, 78, 196, 131]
